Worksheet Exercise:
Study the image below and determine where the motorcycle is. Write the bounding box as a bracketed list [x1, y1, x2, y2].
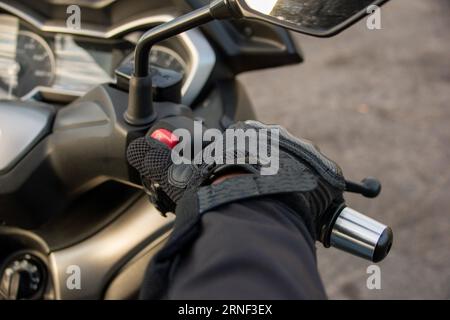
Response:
[0, 0, 392, 300]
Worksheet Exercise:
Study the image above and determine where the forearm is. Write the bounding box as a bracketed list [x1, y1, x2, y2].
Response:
[166, 197, 327, 300]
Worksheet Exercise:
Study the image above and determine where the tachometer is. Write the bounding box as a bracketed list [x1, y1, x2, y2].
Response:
[0, 31, 55, 98]
[149, 46, 186, 76]
[122, 46, 187, 79]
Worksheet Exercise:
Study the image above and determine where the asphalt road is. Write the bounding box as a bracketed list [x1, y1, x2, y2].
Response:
[239, 0, 450, 299]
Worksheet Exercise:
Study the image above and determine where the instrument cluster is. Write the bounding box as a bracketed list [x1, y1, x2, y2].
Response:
[0, 14, 189, 103]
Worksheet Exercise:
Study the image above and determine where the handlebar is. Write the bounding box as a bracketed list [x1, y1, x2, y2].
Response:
[323, 205, 393, 262]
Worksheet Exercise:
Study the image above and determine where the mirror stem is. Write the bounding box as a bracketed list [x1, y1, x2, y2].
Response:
[135, 6, 213, 78]
[126, 1, 233, 126]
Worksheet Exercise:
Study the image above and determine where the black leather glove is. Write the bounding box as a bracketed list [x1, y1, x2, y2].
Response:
[127, 120, 345, 240]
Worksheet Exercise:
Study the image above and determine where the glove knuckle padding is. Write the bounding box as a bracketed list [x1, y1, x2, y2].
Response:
[240, 120, 345, 190]
[168, 164, 195, 189]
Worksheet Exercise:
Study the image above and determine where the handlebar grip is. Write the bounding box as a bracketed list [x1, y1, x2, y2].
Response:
[324, 206, 393, 262]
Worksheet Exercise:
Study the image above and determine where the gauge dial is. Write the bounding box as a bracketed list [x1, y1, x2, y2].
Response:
[123, 46, 187, 79]
[149, 46, 186, 76]
[0, 31, 55, 98]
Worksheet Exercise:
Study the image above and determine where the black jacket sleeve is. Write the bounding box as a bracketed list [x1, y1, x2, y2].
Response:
[165, 197, 327, 299]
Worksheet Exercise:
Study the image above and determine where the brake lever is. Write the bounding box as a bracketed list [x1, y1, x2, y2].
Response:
[345, 177, 382, 198]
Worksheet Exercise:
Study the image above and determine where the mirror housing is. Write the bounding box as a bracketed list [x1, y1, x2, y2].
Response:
[226, 0, 389, 37]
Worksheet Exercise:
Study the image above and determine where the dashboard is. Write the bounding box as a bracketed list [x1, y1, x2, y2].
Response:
[0, 0, 216, 105]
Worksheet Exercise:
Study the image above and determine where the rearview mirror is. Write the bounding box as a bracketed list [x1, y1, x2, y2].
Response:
[125, 0, 390, 125]
[233, 0, 388, 37]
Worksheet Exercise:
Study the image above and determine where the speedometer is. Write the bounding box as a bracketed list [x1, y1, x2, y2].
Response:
[0, 31, 55, 98]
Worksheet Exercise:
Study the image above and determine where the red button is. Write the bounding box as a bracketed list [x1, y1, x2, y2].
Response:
[150, 129, 179, 149]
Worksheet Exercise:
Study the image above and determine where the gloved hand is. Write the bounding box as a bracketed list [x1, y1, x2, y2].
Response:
[127, 120, 345, 240]
[127, 119, 346, 299]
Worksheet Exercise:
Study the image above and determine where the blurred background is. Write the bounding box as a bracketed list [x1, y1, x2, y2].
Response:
[239, 0, 450, 299]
